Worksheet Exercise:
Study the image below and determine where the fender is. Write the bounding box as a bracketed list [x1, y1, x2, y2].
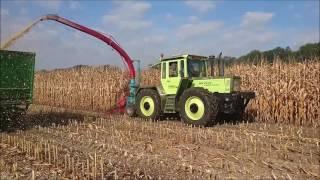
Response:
[136, 86, 164, 96]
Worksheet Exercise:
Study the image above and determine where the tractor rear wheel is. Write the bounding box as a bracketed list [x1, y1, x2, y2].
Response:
[136, 89, 161, 120]
[179, 88, 218, 127]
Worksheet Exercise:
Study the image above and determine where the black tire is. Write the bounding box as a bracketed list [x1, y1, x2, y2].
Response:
[136, 89, 161, 120]
[179, 88, 218, 127]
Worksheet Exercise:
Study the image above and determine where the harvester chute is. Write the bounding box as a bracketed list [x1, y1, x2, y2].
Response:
[1, 14, 137, 112]
[39, 14, 135, 78]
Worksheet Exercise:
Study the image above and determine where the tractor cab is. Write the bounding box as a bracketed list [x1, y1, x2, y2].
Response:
[159, 54, 239, 95]
[132, 54, 255, 127]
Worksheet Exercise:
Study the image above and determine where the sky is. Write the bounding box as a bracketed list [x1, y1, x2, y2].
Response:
[0, 0, 319, 70]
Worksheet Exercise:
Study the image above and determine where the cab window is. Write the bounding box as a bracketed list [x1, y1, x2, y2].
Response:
[188, 60, 207, 77]
[169, 61, 178, 77]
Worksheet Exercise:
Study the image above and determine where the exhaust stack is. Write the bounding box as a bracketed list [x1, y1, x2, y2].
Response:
[218, 52, 224, 76]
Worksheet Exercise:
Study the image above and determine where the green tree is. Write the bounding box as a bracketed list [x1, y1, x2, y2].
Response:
[296, 42, 320, 60]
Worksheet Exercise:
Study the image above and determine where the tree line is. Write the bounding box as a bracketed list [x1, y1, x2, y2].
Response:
[222, 42, 320, 65]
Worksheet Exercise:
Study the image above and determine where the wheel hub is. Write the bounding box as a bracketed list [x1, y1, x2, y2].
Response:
[185, 96, 205, 121]
[139, 96, 155, 117]
[144, 102, 150, 110]
[190, 103, 198, 113]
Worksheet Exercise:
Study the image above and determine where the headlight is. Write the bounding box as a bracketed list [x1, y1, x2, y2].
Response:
[233, 78, 241, 91]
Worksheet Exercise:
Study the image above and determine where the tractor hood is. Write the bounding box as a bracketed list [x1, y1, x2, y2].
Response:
[190, 76, 240, 93]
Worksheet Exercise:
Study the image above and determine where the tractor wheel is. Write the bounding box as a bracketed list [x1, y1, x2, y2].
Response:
[179, 88, 218, 127]
[136, 89, 161, 120]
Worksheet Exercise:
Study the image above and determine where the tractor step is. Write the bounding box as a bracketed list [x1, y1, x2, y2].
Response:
[164, 95, 176, 113]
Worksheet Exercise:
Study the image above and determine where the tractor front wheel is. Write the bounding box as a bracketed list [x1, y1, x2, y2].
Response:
[136, 89, 161, 120]
[179, 88, 218, 127]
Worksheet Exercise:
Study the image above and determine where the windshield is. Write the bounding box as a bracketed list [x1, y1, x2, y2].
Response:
[187, 59, 207, 78]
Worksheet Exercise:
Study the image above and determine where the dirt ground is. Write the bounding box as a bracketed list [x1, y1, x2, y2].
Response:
[0, 107, 319, 179]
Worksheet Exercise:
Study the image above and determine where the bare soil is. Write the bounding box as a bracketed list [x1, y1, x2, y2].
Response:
[0, 107, 319, 179]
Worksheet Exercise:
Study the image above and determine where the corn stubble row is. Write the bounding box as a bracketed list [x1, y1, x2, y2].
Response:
[1, 116, 319, 179]
[33, 59, 319, 126]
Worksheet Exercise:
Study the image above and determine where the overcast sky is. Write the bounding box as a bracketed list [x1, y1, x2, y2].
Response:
[1, 0, 319, 70]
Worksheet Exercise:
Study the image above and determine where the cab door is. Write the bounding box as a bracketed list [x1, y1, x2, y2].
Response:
[161, 60, 182, 94]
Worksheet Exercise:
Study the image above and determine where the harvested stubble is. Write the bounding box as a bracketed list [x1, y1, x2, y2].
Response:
[0, 115, 319, 179]
[33, 58, 320, 126]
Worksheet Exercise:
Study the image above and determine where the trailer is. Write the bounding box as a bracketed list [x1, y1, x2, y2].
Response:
[0, 50, 35, 124]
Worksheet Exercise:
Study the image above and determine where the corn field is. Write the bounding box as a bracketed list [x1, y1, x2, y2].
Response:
[227, 59, 320, 127]
[34, 65, 129, 112]
[33, 65, 160, 112]
[33, 59, 320, 127]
